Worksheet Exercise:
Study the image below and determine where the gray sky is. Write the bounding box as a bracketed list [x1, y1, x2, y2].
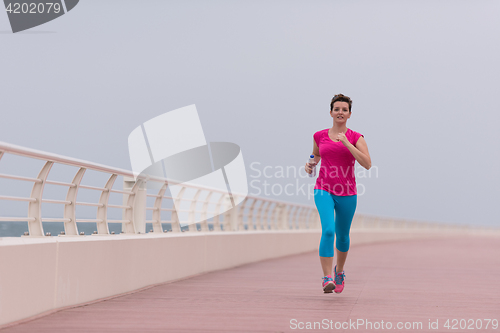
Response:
[1, 0, 499, 227]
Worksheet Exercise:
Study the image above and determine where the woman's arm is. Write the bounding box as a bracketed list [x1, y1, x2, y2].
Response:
[311, 139, 321, 163]
[305, 139, 321, 174]
[338, 134, 371, 170]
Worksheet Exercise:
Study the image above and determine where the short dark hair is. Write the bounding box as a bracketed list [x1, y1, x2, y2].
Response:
[330, 94, 352, 112]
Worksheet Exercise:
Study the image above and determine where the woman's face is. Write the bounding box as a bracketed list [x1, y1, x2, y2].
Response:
[330, 101, 351, 124]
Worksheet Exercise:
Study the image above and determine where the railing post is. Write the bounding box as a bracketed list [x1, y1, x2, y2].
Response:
[247, 198, 257, 231]
[226, 195, 240, 231]
[134, 186, 147, 233]
[123, 177, 146, 234]
[309, 209, 320, 229]
[261, 201, 271, 230]
[212, 193, 226, 231]
[299, 207, 308, 229]
[96, 174, 117, 235]
[279, 204, 289, 230]
[63, 167, 86, 236]
[236, 197, 249, 230]
[151, 183, 167, 233]
[28, 161, 53, 237]
[187, 189, 203, 231]
[255, 201, 267, 230]
[199, 191, 213, 232]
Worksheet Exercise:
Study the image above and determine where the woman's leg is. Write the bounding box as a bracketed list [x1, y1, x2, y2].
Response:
[333, 195, 357, 272]
[314, 189, 336, 277]
[335, 248, 349, 273]
[319, 257, 333, 277]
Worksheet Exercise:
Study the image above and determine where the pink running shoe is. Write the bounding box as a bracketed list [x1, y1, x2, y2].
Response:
[333, 265, 345, 294]
[322, 275, 335, 293]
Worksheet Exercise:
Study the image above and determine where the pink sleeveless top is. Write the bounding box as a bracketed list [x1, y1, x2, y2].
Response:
[313, 128, 364, 196]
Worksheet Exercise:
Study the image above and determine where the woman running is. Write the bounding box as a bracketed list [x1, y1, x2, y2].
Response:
[305, 94, 371, 294]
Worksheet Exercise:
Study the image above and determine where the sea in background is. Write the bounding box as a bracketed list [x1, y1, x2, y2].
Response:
[0, 221, 223, 237]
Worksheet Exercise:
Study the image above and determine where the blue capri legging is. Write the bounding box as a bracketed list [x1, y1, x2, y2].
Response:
[314, 189, 357, 257]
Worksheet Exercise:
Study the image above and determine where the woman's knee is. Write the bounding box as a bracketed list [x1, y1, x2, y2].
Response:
[322, 228, 335, 239]
[336, 235, 350, 251]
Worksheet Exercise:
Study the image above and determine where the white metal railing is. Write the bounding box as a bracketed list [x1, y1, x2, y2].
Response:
[0, 141, 320, 237]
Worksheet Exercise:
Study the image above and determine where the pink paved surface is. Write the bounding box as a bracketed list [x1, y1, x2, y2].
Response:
[2, 235, 500, 333]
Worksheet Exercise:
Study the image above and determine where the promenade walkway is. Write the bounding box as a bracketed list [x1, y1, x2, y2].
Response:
[2, 235, 499, 332]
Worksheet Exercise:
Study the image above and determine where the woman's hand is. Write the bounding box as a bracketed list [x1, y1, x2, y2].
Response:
[305, 161, 316, 174]
[306, 139, 321, 174]
[337, 132, 349, 145]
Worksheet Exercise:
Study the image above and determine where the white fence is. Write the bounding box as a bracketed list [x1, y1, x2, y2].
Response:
[0, 141, 320, 237]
